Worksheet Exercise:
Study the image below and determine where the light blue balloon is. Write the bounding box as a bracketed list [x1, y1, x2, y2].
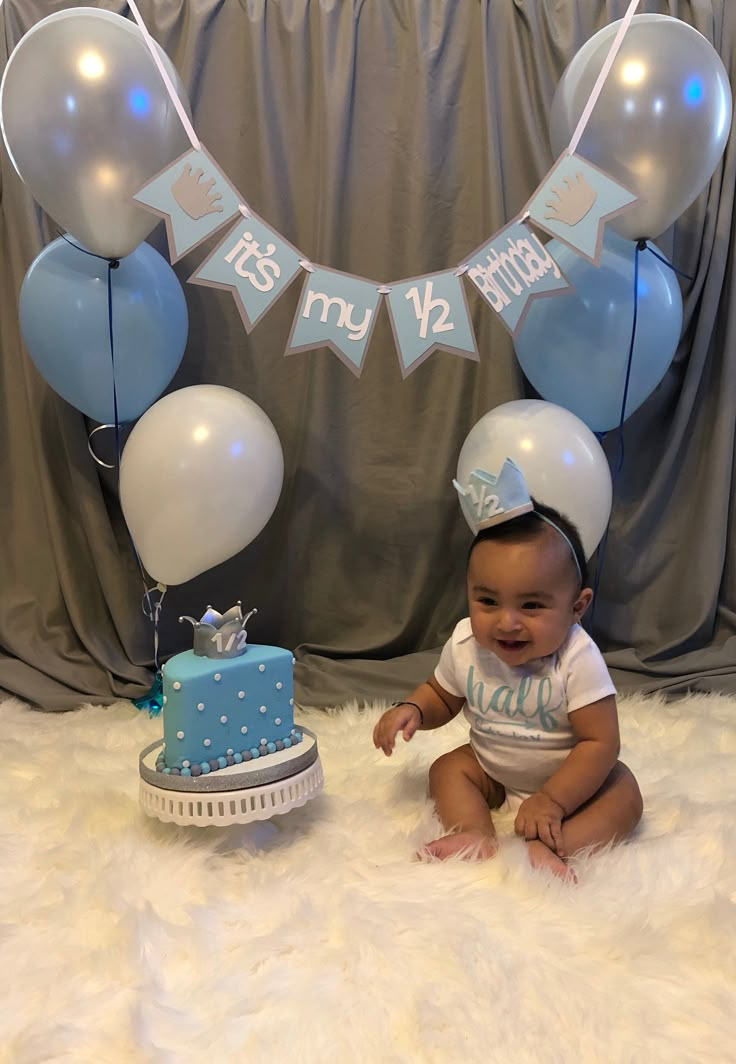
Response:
[513, 230, 682, 433]
[20, 237, 188, 423]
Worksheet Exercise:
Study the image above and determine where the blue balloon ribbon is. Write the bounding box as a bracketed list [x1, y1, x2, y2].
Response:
[591, 241, 688, 635]
[59, 235, 166, 709]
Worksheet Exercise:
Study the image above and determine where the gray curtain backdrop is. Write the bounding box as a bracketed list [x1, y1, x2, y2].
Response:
[1, 0, 735, 711]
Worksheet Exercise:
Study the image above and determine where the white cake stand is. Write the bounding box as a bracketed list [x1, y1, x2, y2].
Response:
[139, 727, 324, 827]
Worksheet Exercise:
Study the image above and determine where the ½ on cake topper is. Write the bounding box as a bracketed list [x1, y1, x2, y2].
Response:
[179, 602, 257, 659]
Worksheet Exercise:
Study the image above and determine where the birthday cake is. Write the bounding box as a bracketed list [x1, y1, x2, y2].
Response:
[156, 603, 302, 778]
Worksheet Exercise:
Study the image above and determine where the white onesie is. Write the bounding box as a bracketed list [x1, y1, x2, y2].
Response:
[434, 619, 616, 808]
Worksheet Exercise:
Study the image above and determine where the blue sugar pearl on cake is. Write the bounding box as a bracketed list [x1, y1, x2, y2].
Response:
[217, 757, 228, 769]
[267, 742, 276, 754]
[233, 752, 243, 764]
[250, 747, 260, 758]
[283, 738, 292, 749]
[200, 762, 210, 774]
[181, 768, 192, 777]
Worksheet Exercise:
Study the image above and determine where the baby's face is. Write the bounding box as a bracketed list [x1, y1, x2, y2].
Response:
[467, 531, 592, 667]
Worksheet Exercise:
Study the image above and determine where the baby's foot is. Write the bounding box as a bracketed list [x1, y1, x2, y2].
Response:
[526, 839, 577, 883]
[420, 830, 498, 861]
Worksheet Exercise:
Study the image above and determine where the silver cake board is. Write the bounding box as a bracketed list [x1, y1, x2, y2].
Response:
[139, 727, 323, 827]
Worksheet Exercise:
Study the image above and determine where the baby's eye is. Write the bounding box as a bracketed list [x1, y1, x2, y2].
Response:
[522, 601, 545, 611]
[478, 596, 497, 607]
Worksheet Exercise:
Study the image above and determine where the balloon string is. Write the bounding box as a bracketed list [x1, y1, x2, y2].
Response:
[141, 584, 166, 673]
[58, 235, 123, 463]
[642, 243, 694, 281]
[59, 233, 166, 680]
[590, 240, 642, 634]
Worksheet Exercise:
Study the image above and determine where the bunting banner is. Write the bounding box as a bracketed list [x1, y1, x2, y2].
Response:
[524, 152, 639, 265]
[464, 220, 571, 337]
[133, 145, 243, 263]
[385, 271, 478, 377]
[286, 267, 383, 377]
[125, 0, 643, 377]
[189, 209, 304, 331]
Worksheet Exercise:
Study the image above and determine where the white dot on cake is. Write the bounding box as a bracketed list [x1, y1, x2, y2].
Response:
[259, 664, 265, 672]
[275, 717, 281, 725]
[238, 691, 245, 699]
[226, 749, 233, 756]
[204, 738, 211, 747]
[173, 682, 181, 691]
[241, 726, 248, 734]
[289, 698, 294, 706]
[220, 715, 228, 724]
[176, 731, 184, 739]
[197, 703, 205, 711]
[163, 696, 168, 705]
[259, 705, 267, 714]
[214, 673, 222, 682]
[182, 760, 190, 768]
[276, 682, 283, 690]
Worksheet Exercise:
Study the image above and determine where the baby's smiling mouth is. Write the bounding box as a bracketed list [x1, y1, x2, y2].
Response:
[496, 638, 528, 650]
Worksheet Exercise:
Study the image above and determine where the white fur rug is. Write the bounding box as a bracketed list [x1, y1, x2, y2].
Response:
[2, 693, 735, 1063]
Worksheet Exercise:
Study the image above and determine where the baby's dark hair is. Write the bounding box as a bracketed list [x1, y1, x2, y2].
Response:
[468, 499, 589, 588]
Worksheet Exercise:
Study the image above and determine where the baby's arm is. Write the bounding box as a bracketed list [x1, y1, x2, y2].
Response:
[514, 695, 620, 852]
[372, 676, 464, 756]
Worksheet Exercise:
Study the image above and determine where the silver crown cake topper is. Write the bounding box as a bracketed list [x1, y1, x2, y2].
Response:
[453, 458, 533, 535]
[179, 602, 257, 659]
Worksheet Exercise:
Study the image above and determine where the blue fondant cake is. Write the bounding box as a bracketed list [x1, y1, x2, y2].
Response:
[159, 604, 299, 774]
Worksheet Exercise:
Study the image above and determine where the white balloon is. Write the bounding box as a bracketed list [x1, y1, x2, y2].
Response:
[120, 386, 284, 586]
[456, 400, 611, 559]
[0, 7, 192, 258]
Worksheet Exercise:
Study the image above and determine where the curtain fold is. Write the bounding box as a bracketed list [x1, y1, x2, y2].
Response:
[1, 0, 734, 710]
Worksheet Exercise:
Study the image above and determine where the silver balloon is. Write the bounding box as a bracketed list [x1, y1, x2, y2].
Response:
[0, 7, 192, 258]
[549, 14, 732, 240]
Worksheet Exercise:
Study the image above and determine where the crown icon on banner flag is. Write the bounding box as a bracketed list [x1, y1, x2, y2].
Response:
[452, 459, 534, 535]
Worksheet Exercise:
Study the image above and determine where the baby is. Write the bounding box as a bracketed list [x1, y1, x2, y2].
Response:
[373, 484, 643, 879]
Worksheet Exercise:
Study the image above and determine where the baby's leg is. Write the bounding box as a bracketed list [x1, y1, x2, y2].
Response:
[423, 744, 504, 860]
[561, 760, 643, 857]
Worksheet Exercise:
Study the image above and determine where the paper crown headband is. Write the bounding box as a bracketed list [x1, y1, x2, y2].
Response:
[453, 459, 533, 533]
[453, 459, 582, 583]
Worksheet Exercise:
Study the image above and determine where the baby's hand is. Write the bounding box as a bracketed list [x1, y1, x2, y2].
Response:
[514, 791, 566, 856]
[373, 703, 421, 756]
